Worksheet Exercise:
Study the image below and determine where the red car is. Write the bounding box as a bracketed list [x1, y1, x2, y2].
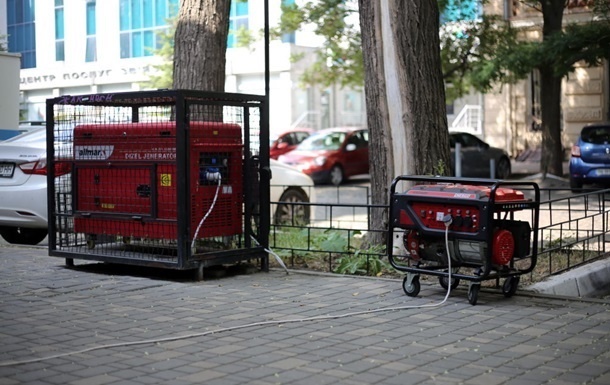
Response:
[278, 127, 369, 185]
[270, 128, 313, 160]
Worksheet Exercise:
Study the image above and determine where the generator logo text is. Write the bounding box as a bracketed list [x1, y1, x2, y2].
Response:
[75, 146, 114, 160]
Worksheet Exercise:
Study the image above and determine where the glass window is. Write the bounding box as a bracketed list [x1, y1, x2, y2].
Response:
[143, 0, 153, 28]
[228, 0, 249, 48]
[7, 0, 36, 68]
[85, 37, 96, 62]
[120, 33, 131, 58]
[582, 127, 610, 144]
[155, 0, 166, 25]
[55, 0, 65, 61]
[281, 0, 295, 43]
[144, 30, 154, 53]
[132, 31, 143, 57]
[7, 0, 15, 24]
[131, 0, 142, 29]
[24, 24, 34, 50]
[55, 10, 64, 38]
[119, 0, 179, 58]
[86, 1, 97, 62]
[120, 0, 130, 30]
[86, 1, 96, 35]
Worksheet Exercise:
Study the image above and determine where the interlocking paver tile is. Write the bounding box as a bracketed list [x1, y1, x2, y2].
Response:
[1, 247, 610, 384]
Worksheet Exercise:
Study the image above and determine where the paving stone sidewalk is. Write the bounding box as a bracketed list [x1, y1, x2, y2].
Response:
[0, 245, 609, 385]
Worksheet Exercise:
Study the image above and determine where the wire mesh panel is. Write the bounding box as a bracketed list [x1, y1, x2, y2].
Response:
[47, 90, 269, 278]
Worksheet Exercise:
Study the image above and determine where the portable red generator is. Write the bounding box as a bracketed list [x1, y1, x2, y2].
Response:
[388, 175, 539, 305]
[72, 121, 243, 248]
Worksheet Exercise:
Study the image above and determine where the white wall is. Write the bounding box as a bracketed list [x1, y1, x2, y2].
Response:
[0, 52, 20, 127]
[0, 0, 6, 35]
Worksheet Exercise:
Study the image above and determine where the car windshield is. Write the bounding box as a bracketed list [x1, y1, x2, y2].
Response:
[581, 126, 610, 144]
[298, 131, 346, 151]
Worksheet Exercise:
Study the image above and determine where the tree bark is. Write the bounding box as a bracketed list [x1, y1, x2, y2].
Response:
[359, 0, 450, 247]
[539, 0, 566, 176]
[539, 66, 564, 176]
[358, 1, 393, 247]
[172, 0, 231, 92]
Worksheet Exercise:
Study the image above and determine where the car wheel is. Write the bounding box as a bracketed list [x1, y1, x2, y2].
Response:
[496, 157, 511, 179]
[274, 188, 310, 225]
[570, 176, 583, 193]
[0, 227, 48, 245]
[329, 165, 344, 186]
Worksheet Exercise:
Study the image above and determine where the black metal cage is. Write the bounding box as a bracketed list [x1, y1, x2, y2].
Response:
[46, 89, 269, 279]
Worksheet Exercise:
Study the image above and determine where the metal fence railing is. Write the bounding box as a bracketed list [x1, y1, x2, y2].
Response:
[525, 188, 609, 283]
[269, 185, 610, 282]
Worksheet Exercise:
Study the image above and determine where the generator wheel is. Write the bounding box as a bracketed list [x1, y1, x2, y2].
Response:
[502, 276, 520, 298]
[402, 275, 420, 297]
[468, 284, 480, 306]
[439, 275, 460, 291]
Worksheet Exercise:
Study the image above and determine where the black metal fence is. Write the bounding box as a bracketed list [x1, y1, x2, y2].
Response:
[269, 183, 610, 283]
[47, 90, 270, 280]
[531, 187, 609, 281]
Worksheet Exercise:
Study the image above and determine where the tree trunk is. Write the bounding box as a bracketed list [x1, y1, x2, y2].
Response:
[539, 0, 566, 176]
[359, 0, 450, 247]
[358, 1, 393, 248]
[539, 65, 564, 176]
[172, 0, 231, 92]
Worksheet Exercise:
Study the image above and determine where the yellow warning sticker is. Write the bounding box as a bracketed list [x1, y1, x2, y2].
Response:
[160, 173, 172, 187]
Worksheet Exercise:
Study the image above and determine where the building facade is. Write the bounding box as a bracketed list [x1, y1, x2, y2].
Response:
[3, 0, 366, 138]
[4, 0, 606, 155]
[480, 0, 609, 156]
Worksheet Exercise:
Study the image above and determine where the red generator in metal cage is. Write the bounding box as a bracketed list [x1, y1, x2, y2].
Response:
[388, 175, 540, 305]
[73, 121, 243, 248]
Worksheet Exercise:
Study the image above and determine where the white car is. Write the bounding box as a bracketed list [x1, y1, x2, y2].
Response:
[270, 159, 315, 225]
[0, 129, 56, 244]
[0, 128, 314, 245]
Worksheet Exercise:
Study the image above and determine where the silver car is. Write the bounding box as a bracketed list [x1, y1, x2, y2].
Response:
[0, 130, 60, 244]
[0, 128, 314, 245]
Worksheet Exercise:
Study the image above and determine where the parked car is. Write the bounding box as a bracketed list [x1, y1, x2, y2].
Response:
[450, 132, 512, 179]
[0, 129, 65, 244]
[270, 160, 315, 225]
[278, 127, 369, 185]
[569, 122, 610, 191]
[0, 128, 314, 245]
[270, 128, 313, 160]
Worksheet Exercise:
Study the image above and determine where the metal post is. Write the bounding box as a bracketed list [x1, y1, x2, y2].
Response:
[262, 0, 271, 271]
[264, 0, 270, 99]
[455, 142, 462, 177]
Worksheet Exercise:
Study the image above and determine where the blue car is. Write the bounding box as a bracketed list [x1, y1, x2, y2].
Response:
[569, 122, 610, 191]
